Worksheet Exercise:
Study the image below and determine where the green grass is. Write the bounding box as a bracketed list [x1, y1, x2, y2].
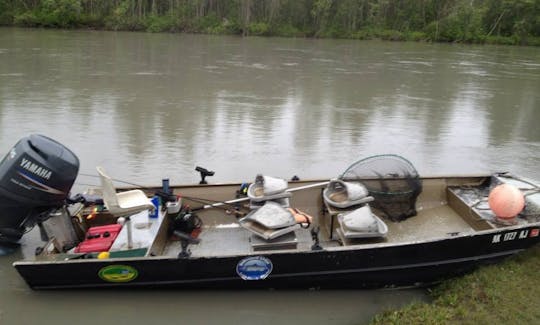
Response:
[370, 245, 540, 325]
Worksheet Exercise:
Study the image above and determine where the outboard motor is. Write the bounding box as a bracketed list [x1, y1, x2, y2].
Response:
[0, 135, 79, 243]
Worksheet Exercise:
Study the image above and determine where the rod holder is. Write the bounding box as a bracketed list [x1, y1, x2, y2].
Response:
[195, 166, 214, 184]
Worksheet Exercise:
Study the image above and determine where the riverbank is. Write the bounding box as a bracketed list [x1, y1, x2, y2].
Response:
[6, 24, 540, 47]
[1, 0, 539, 46]
[4, 19, 540, 47]
[370, 245, 540, 324]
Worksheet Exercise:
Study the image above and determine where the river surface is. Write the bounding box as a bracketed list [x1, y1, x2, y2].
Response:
[0, 27, 539, 324]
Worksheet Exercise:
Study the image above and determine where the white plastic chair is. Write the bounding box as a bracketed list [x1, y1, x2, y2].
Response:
[96, 166, 155, 217]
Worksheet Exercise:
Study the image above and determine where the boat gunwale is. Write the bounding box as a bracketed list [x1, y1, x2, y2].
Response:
[113, 173, 496, 191]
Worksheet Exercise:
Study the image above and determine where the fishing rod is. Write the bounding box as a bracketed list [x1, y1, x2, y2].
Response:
[78, 173, 330, 211]
[78, 173, 148, 189]
[194, 181, 330, 211]
[79, 172, 247, 206]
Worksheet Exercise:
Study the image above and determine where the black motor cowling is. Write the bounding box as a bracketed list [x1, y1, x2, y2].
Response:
[0, 135, 79, 242]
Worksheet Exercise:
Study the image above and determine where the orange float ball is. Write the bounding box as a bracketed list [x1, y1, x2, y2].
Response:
[488, 184, 525, 219]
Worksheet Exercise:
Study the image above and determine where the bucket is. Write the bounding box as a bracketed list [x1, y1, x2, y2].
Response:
[167, 201, 181, 214]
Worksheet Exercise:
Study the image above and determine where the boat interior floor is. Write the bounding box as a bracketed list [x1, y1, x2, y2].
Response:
[381, 205, 474, 243]
[159, 203, 476, 258]
[163, 225, 320, 258]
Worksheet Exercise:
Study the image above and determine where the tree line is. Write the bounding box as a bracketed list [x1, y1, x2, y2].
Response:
[1, 0, 539, 45]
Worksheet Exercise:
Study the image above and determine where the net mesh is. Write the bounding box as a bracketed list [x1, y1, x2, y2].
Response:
[340, 154, 422, 222]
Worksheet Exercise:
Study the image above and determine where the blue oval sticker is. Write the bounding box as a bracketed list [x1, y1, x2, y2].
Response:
[236, 256, 273, 280]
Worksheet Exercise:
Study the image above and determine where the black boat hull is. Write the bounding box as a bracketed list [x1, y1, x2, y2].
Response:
[14, 226, 539, 289]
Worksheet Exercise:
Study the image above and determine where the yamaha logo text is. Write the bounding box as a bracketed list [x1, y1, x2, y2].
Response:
[20, 157, 52, 180]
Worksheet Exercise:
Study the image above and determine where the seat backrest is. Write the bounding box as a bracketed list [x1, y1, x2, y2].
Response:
[96, 166, 119, 209]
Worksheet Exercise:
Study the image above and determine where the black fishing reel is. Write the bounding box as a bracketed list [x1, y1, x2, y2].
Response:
[168, 205, 202, 258]
[168, 206, 202, 236]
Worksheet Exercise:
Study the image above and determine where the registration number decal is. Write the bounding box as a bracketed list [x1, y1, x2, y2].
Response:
[491, 229, 539, 243]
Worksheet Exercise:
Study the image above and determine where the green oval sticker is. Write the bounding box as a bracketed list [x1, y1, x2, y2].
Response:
[98, 265, 138, 283]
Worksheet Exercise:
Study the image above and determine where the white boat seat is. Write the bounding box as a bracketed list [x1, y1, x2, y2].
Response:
[248, 175, 290, 202]
[243, 201, 296, 229]
[337, 205, 388, 238]
[96, 166, 155, 217]
[240, 201, 300, 240]
[323, 179, 374, 208]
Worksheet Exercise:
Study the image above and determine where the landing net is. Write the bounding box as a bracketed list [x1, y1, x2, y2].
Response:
[340, 154, 422, 222]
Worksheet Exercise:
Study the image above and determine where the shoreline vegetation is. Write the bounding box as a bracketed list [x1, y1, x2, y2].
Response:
[370, 245, 540, 324]
[0, 0, 539, 46]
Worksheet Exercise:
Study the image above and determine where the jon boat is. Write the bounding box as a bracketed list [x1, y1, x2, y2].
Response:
[1, 135, 539, 290]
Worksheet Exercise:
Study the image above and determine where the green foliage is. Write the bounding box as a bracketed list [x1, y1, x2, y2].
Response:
[41, 0, 82, 27]
[407, 31, 427, 42]
[526, 36, 540, 46]
[78, 14, 105, 28]
[103, 1, 144, 31]
[247, 22, 270, 36]
[349, 29, 374, 40]
[0, 0, 13, 25]
[12, 0, 82, 28]
[376, 29, 405, 41]
[145, 15, 178, 33]
[311, 0, 334, 35]
[485, 35, 519, 46]
[194, 13, 221, 32]
[104, 16, 144, 31]
[13, 12, 38, 27]
[424, 3, 487, 43]
[2, 0, 539, 45]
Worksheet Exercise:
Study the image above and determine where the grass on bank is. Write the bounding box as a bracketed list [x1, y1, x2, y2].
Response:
[370, 245, 540, 325]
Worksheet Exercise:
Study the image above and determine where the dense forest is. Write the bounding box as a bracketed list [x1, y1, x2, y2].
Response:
[1, 0, 539, 45]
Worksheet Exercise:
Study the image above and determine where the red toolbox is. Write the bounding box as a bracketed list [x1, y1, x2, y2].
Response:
[74, 224, 122, 253]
